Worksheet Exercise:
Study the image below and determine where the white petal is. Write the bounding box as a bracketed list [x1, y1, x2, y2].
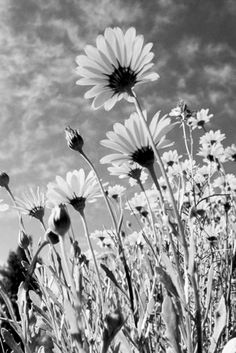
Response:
[84, 86, 108, 99]
[92, 91, 113, 110]
[124, 27, 136, 66]
[100, 153, 129, 164]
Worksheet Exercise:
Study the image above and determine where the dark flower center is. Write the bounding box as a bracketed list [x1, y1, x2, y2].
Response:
[128, 168, 142, 180]
[29, 206, 44, 221]
[107, 64, 137, 94]
[70, 196, 86, 213]
[167, 160, 174, 167]
[197, 120, 205, 127]
[131, 146, 154, 168]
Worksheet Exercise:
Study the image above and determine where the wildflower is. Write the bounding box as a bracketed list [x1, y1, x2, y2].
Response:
[107, 162, 148, 186]
[100, 111, 174, 168]
[213, 174, 236, 192]
[91, 229, 115, 249]
[46, 169, 100, 213]
[65, 126, 84, 153]
[188, 108, 213, 129]
[199, 130, 225, 147]
[48, 205, 71, 237]
[161, 150, 181, 168]
[14, 187, 45, 222]
[126, 189, 158, 215]
[106, 184, 126, 201]
[76, 27, 159, 110]
[198, 144, 226, 163]
[225, 144, 236, 162]
[0, 172, 9, 188]
[169, 100, 193, 121]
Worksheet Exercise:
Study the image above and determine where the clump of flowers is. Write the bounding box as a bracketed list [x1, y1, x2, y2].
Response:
[0, 26, 235, 353]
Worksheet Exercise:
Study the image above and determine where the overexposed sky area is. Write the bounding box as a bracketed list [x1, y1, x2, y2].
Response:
[0, 0, 235, 261]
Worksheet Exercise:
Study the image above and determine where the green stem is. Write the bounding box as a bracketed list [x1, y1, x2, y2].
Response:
[79, 209, 104, 317]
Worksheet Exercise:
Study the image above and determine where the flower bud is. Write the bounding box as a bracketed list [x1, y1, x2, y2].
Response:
[0, 172, 10, 187]
[18, 230, 30, 249]
[48, 205, 71, 237]
[45, 229, 59, 244]
[65, 126, 84, 153]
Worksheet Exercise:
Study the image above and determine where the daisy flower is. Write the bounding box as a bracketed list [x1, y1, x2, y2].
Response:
[107, 162, 148, 186]
[198, 144, 226, 163]
[46, 169, 100, 213]
[14, 187, 45, 222]
[161, 150, 182, 168]
[199, 130, 225, 146]
[90, 229, 115, 249]
[169, 100, 193, 121]
[100, 110, 174, 168]
[225, 144, 236, 162]
[188, 108, 213, 130]
[213, 174, 236, 192]
[75, 27, 159, 111]
[106, 184, 126, 200]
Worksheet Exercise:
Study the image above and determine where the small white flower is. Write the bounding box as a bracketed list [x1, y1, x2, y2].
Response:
[188, 108, 213, 129]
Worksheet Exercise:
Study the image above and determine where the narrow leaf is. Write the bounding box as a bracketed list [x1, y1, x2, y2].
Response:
[209, 295, 227, 353]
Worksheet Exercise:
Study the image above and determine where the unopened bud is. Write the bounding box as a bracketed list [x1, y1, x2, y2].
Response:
[102, 309, 124, 353]
[65, 126, 84, 153]
[48, 205, 71, 237]
[18, 230, 30, 249]
[0, 172, 10, 187]
[45, 229, 59, 244]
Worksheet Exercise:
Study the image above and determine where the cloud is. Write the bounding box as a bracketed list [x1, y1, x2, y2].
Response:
[204, 64, 235, 86]
[176, 37, 200, 61]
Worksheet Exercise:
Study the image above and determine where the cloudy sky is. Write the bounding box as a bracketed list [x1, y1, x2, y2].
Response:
[0, 0, 235, 262]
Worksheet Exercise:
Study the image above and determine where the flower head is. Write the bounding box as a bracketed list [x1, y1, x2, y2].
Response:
[65, 126, 84, 153]
[14, 187, 45, 222]
[76, 27, 159, 110]
[188, 108, 213, 130]
[200, 130, 225, 147]
[106, 184, 126, 201]
[107, 162, 148, 186]
[100, 111, 174, 168]
[47, 169, 100, 213]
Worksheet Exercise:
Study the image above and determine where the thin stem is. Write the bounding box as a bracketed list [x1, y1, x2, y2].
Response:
[79, 209, 104, 317]
[80, 151, 117, 230]
[59, 236, 79, 306]
[25, 240, 49, 284]
[132, 92, 188, 265]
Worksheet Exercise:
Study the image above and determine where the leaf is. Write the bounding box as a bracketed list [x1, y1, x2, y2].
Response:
[222, 338, 236, 353]
[0, 286, 23, 340]
[16, 282, 28, 343]
[203, 264, 214, 322]
[161, 253, 184, 301]
[100, 263, 128, 298]
[162, 295, 181, 353]
[156, 266, 179, 299]
[1, 328, 24, 353]
[209, 295, 227, 353]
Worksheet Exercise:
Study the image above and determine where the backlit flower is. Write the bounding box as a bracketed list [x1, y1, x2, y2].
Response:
[75, 27, 159, 110]
[188, 108, 213, 130]
[46, 169, 100, 213]
[225, 144, 236, 162]
[199, 130, 225, 147]
[14, 187, 45, 222]
[106, 184, 126, 200]
[107, 162, 148, 186]
[100, 111, 174, 168]
[161, 150, 181, 168]
[65, 126, 84, 153]
[48, 204, 71, 237]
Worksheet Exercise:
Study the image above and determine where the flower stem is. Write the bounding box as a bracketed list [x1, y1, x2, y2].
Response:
[79, 209, 104, 318]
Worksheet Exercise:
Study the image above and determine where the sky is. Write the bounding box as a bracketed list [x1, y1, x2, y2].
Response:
[0, 0, 235, 262]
